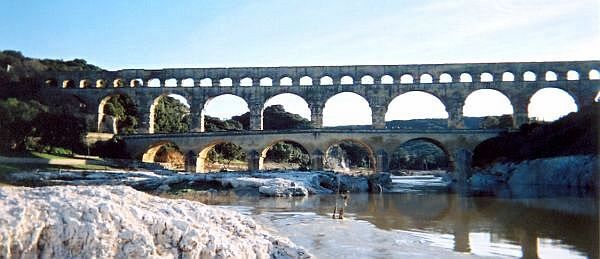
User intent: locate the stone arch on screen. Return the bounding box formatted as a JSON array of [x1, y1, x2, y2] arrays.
[[462, 89, 514, 120], [141, 141, 185, 171], [259, 139, 311, 170], [259, 77, 273, 86], [97, 93, 136, 134], [320, 76, 333, 85], [219, 78, 233, 87], [528, 87, 578, 121], [280, 76, 293, 86], [196, 141, 248, 173], [199, 78, 212, 87], [566, 70, 579, 81], [263, 93, 311, 125], [523, 71, 536, 81], [149, 93, 191, 134], [439, 73, 452, 83], [389, 137, 453, 172], [420, 73, 433, 83], [147, 78, 161, 87], [385, 91, 448, 121], [181, 78, 194, 87], [459, 73, 472, 83], [480, 72, 493, 82], [299, 76, 313, 86], [165, 78, 178, 87], [400, 74, 414, 84], [323, 91, 372, 127], [240, 77, 253, 87], [324, 139, 376, 173], [361, 75, 374, 84], [130, 78, 143, 87], [113, 78, 125, 88], [62, 80, 75, 88], [340, 75, 354, 85], [502, 72, 515, 81], [545, 71, 558, 81], [79, 79, 92, 88], [381, 75, 394, 84], [96, 79, 107, 88], [589, 69, 600, 80]]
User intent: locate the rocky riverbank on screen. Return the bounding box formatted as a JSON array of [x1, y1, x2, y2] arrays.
[[469, 155, 598, 193], [0, 185, 310, 258], [0, 170, 392, 196]]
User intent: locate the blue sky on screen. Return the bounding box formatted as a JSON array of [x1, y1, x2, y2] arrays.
[[1, 0, 597, 123]]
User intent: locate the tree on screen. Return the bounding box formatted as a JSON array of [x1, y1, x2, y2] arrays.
[[154, 96, 190, 133], [103, 95, 138, 134]]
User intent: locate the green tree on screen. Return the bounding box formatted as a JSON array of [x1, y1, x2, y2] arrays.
[[154, 96, 191, 133], [103, 95, 138, 134]]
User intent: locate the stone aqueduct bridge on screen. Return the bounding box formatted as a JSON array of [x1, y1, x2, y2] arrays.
[[39, 61, 599, 172]]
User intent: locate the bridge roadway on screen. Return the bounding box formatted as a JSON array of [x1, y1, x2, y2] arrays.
[[120, 128, 503, 173]]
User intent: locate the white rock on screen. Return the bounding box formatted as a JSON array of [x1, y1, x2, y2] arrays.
[[0, 185, 310, 259]]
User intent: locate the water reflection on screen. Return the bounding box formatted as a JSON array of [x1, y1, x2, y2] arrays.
[[164, 190, 598, 258]]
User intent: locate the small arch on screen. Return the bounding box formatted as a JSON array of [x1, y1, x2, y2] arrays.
[[299, 76, 312, 86], [45, 79, 58, 87], [165, 78, 178, 87], [389, 138, 451, 173], [523, 71, 536, 81], [96, 79, 107, 88], [196, 142, 248, 173], [240, 77, 253, 87], [419, 74, 433, 83], [589, 69, 600, 80], [324, 139, 375, 174], [141, 142, 185, 171], [130, 78, 143, 87], [381, 75, 394, 84], [545, 71, 557, 81], [147, 78, 161, 87], [181, 78, 194, 87], [459, 73, 472, 83], [340, 76, 354, 85], [280, 76, 293, 86], [199, 78, 212, 87], [79, 80, 92, 88], [502, 72, 515, 82], [480, 72, 493, 82], [259, 140, 310, 171], [62, 80, 75, 88], [361, 75, 374, 85], [320, 76, 333, 85], [113, 79, 125, 88], [259, 77, 273, 86], [439, 73, 452, 83], [219, 78, 233, 87], [566, 70, 579, 81], [528, 87, 578, 121], [400, 74, 414, 84]]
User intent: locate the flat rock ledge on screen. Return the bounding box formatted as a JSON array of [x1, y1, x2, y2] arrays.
[[0, 185, 311, 259]]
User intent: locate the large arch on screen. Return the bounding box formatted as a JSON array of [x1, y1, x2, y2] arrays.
[[385, 91, 448, 124], [389, 138, 452, 173], [196, 141, 248, 173], [263, 93, 311, 129], [324, 139, 376, 174], [259, 140, 310, 171], [201, 94, 249, 131], [463, 89, 514, 128], [323, 92, 372, 127], [141, 141, 185, 171], [149, 93, 191, 134], [97, 93, 137, 134], [528, 88, 578, 121]]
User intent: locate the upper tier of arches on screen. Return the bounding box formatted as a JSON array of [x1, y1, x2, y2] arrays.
[[46, 61, 600, 89]]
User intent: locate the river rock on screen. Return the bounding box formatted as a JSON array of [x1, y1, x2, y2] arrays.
[[0, 185, 310, 259]]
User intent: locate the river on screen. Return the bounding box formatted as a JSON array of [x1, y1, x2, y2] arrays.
[[164, 175, 599, 259]]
